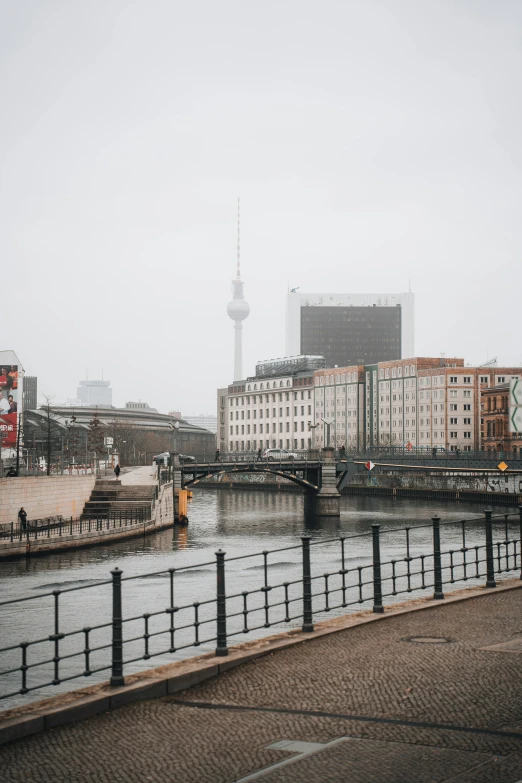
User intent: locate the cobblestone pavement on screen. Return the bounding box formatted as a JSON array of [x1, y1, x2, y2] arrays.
[[2, 589, 522, 782]]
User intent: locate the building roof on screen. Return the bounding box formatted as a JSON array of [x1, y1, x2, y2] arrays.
[[25, 405, 214, 436]]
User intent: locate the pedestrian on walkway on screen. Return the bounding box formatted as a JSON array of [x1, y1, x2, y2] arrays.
[[114, 464, 121, 479], [256, 448, 262, 462], [18, 507, 28, 533], [215, 449, 220, 461]]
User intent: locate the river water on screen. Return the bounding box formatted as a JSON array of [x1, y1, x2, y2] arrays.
[[0, 490, 518, 709]]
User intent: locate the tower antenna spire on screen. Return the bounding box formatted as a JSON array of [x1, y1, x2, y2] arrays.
[[236, 197, 240, 279]]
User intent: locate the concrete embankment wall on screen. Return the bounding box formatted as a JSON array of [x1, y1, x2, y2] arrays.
[[195, 479, 522, 507], [0, 476, 96, 524], [0, 481, 173, 560]]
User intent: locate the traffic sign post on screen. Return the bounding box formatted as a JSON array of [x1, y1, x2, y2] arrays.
[[365, 461, 375, 471]]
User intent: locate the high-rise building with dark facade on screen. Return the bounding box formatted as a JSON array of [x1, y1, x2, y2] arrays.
[[286, 292, 414, 368], [23, 376, 37, 411]]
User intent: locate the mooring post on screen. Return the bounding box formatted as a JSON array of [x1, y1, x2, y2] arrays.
[[371, 524, 384, 613], [432, 515, 444, 599], [110, 568, 125, 686], [484, 508, 496, 588], [215, 549, 228, 656], [301, 536, 314, 631]]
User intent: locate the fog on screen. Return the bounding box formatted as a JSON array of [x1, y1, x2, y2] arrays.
[[1, 0, 521, 414]]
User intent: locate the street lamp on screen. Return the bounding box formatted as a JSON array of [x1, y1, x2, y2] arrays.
[[321, 417, 336, 448], [169, 420, 180, 455], [169, 420, 181, 522]]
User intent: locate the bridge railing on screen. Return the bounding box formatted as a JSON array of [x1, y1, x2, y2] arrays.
[[186, 448, 522, 465], [190, 450, 311, 464], [1, 506, 521, 707]]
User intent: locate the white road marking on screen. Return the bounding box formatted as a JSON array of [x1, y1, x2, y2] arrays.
[[232, 737, 350, 782]]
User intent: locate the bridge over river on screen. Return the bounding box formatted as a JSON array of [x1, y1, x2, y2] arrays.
[[176, 447, 522, 516]]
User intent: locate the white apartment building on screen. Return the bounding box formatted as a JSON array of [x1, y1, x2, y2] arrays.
[[227, 376, 314, 452], [219, 356, 324, 452]]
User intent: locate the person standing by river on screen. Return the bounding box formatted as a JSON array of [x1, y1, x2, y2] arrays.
[[114, 464, 121, 480], [18, 507, 27, 533]]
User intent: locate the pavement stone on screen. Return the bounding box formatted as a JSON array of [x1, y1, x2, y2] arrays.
[[1, 588, 521, 782]]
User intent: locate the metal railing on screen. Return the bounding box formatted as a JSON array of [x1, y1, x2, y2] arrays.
[[186, 448, 522, 466], [0, 508, 153, 544], [0, 507, 521, 705]]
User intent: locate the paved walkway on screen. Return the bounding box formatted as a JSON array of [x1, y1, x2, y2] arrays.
[[103, 465, 157, 486], [2, 588, 522, 782], [119, 465, 157, 486]]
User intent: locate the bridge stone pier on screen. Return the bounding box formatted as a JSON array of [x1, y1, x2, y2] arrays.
[[304, 446, 341, 517]]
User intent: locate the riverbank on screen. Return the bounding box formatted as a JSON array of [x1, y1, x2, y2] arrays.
[[0, 475, 174, 560]]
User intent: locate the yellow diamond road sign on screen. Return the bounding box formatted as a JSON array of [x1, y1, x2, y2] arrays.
[[498, 461, 508, 472]]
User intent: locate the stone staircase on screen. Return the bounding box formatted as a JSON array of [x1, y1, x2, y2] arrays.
[[81, 480, 157, 519]]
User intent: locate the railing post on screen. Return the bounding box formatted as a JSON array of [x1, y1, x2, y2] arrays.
[[485, 508, 496, 588], [432, 515, 444, 599], [215, 549, 228, 656], [371, 524, 384, 613], [301, 536, 314, 631], [519, 505, 522, 580], [110, 567, 125, 686]]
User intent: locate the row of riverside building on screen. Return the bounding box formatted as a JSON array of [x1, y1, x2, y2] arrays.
[[217, 356, 522, 454]]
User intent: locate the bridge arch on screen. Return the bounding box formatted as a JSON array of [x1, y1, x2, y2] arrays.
[[183, 465, 318, 492]]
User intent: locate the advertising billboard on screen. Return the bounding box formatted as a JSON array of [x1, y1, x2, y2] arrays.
[[0, 364, 19, 448], [0, 352, 23, 454]]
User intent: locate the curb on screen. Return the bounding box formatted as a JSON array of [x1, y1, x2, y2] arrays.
[[1, 578, 520, 745]]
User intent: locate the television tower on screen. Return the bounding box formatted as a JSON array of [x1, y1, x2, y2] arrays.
[[227, 198, 250, 381]]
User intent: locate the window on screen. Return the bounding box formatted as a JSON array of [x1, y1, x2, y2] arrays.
[[463, 432, 471, 439], [450, 404, 458, 411], [450, 432, 458, 439], [480, 376, 489, 384], [450, 376, 457, 384], [463, 376, 471, 384], [463, 418, 471, 425], [450, 418, 458, 425], [463, 404, 471, 411], [463, 390, 471, 398], [450, 390, 458, 398]]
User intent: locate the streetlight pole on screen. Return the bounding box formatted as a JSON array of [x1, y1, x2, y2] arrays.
[[169, 420, 180, 523], [321, 418, 336, 448]]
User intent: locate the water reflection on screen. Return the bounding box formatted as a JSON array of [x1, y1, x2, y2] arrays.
[[0, 490, 506, 588]]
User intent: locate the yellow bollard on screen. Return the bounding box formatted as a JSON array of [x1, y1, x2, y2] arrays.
[[178, 489, 188, 520]]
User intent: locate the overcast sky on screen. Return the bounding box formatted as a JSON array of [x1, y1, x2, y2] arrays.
[[1, 0, 521, 415]]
